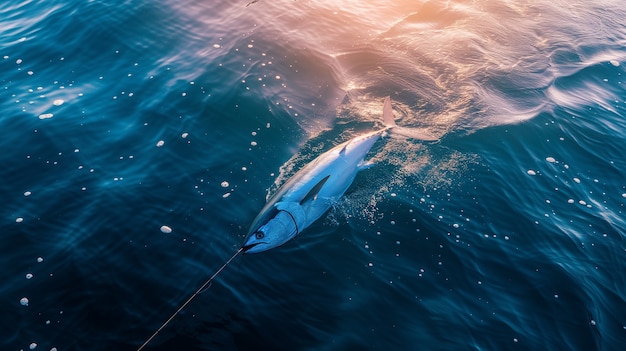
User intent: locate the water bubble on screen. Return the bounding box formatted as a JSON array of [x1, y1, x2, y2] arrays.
[[20, 297, 29, 306], [573, 178, 581, 183], [37, 257, 43, 263], [250, 141, 257, 146], [221, 181, 229, 188], [24, 191, 32, 196], [546, 157, 556, 163], [567, 199, 574, 204], [222, 192, 231, 198], [16, 217, 24, 223], [610, 60, 620, 67], [181, 132, 188, 138], [38, 113, 54, 119], [53, 99, 64, 106], [26, 273, 33, 279], [160, 225, 172, 234], [156, 140, 165, 147], [29, 342, 37, 350], [527, 170, 536, 176]]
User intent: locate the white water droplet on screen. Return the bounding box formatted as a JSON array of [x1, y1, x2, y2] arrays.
[[156, 140, 165, 147], [53, 99, 64, 106], [181, 132, 188, 138], [16, 217, 24, 223], [29, 342, 37, 350], [527, 170, 536, 176], [160, 225, 172, 234], [20, 297, 29, 306], [38, 113, 54, 119], [546, 157, 556, 163], [37, 257, 44, 263], [26, 273, 33, 279], [221, 181, 229, 188], [573, 178, 581, 183], [610, 60, 620, 67], [24, 191, 32, 196], [222, 192, 231, 198]]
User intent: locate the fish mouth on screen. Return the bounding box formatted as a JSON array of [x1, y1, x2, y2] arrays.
[[241, 242, 265, 253]]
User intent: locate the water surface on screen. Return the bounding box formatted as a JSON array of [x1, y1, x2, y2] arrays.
[[2, 1, 626, 350]]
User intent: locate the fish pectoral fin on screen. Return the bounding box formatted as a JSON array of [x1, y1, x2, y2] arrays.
[[299, 175, 330, 205]]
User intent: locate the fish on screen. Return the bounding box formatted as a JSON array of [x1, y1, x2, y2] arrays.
[[137, 96, 436, 350], [242, 96, 437, 253]]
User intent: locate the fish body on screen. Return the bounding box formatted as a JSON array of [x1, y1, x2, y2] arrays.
[[242, 97, 433, 253]]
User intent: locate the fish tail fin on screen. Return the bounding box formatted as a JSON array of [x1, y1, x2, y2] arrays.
[[383, 96, 396, 128], [383, 96, 439, 142]]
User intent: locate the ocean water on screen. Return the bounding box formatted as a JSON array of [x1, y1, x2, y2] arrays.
[[2, 0, 626, 350]]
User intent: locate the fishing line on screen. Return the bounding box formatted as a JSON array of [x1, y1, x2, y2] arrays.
[[137, 246, 244, 351]]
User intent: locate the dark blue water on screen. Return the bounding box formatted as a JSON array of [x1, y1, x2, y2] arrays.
[[2, 1, 626, 350]]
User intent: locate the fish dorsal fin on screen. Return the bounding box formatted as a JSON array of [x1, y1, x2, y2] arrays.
[[339, 144, 348, 155], [300, 175, 330, 205], [383, 96, 396, 127]]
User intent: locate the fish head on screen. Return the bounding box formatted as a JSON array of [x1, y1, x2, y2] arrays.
[[243, 210, 298, 253]]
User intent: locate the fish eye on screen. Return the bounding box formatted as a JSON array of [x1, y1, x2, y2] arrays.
[[255, 231, 264, 240]]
